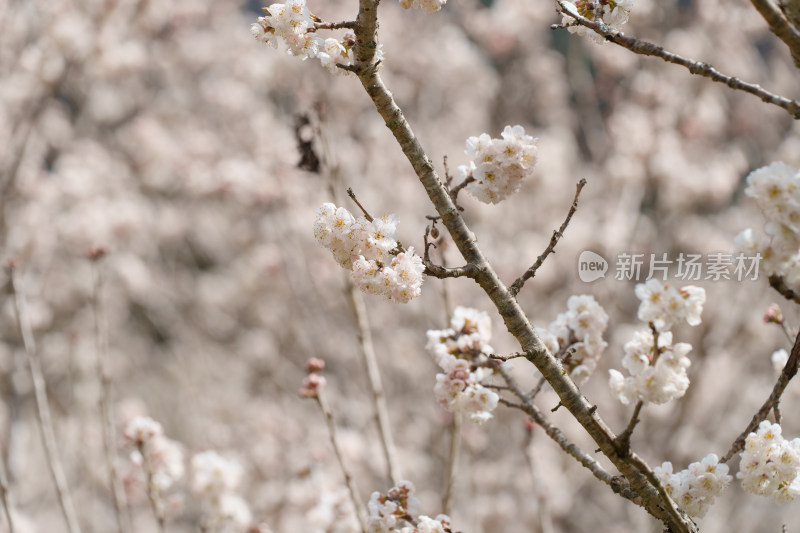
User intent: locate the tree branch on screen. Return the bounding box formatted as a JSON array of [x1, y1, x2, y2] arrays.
[[352, 4, 695, 529], [554, 0, 800, 119], [509, 178, 586, 297], [721, 328, 800, 463], [749, 0, 800, 68]]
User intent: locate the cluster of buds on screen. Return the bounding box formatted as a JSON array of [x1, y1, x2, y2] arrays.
[[299, 357, 327, 398], [367, 480, 452, 532]]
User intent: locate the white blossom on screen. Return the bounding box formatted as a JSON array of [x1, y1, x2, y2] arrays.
[[455, 125, 538, 204], [738, 421, 800, 504], [314, 203, 424, 303], [654, 454, 731, 518]]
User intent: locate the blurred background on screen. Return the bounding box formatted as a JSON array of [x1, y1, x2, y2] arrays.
[[1, 0, 800, 531]]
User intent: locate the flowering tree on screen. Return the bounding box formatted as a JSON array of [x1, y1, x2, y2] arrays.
[[253, 0, 800, 532], [2, 0, 800, 532]]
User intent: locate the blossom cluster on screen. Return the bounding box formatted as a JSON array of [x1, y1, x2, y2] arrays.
[[399, 0, 448, 13], [191, 451, 252, 530], [251, 0, 365, 73], [314, 203, 425, 303], [735, 162, 800, 291], [455, 125, 538, 204], [654, 454, 732, 518], [634, 279, 705, 332], [367, 481, 452, 532], [737, 421, 800, 503], [426, 307, 499, 423], [124, 416, 185, 493], [561, 0, 635, 44], [538, 295, 609, 386], [608, 280, 705, 405]]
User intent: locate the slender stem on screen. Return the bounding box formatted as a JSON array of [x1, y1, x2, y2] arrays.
[[555, 0, 800, 119], [442, 414, 461, 515], [496, 367, 640, 504], [91, 257, 131, 533], [138, 442, 166, 533], [346, 282, 401, 486], [9, 265, 82, 533], [523, 428, 555, 533], [509, 178, 587, 296], [749, 0, 800, 67], [722, 329, 800, 463], [0, 457, 15, 533], [315, 392, 368, 533]]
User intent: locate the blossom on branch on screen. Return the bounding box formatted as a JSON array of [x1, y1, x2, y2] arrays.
[[654, 454, 732, 518], [737, 421, 800, 504], [426, 307, 499, 423], [314, 203, 425, 302], [455, 125, 538, 204], [545, 294, 609, 386], [367, 480, 452, 532], [736, 162, 800, 290], [561, 0, 635, 45]]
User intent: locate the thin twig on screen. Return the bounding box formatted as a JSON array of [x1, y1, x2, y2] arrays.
[[138, 442, 166, 533], [615, 401, 644, 455], [0, 456, 15, 533], [345, 281, 401, 486], [315, 392, 368, 533], [9, 264, 82, 533], [315, 20, 357, 30], [769, 274, 800, 305], [347, 187, 374, 222], [423, 227, 478, 279], [442, 414, 461, 515], [90, 252, 131, 533], [523, 425, 555, 533], [722, 329, 800, 463], [554, 1, 800, 119], [496, 367, 640, 504], [510, 178, 587, 296]]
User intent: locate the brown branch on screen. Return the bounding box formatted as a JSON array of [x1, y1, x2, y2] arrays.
[[615, 401, 644, 456], [353, 3, 695, 530], [509, 178, 587, 297], [721, 328, 800, 463], [423, 227, 478, 279], [496, 368, 641, 504], [554, 1, 800, 120], [315, 20, 357, 30], [769, 274, 800, 304], [749, 0, 800, 68]]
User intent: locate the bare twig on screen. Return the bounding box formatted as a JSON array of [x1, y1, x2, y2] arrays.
[[522, 426, 555, 533], [442, 414, 461, 516], [345, 282, 401, 486], [509, 178, 587, 297], [0, 457, 15, 533], [769, 274, 800, 305], [315, 392, 368, 533], [554, 1, 800, 120], [423, 227, 479, 279], [9, 264, 82, 533], [722, 329, 800, 463], [315, 20, 357, 30], [90, 252, 131, 533], [616, 401, 644, 456], [347, 187, 374, 222]]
